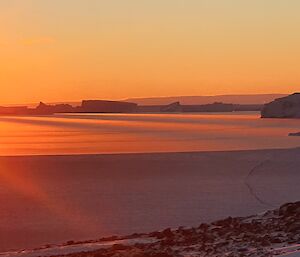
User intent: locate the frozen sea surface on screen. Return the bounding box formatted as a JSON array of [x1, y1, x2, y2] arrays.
[[0, 148, 299, 251], [0, 112, 299, 155]]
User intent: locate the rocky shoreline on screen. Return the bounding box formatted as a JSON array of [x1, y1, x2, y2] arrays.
[[3, 202, 300, 257]]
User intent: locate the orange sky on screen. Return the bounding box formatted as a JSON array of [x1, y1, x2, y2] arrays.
[[1, 1, 300, 104]]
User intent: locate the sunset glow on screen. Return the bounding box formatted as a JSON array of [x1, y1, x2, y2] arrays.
[[1, 0, 300, 104], [1, 1, 300, 255], [0, 160, 98, 234]]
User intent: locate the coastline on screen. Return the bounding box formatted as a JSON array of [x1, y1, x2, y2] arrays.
[[1, 201, 300, 257], [1, 145, 299, 158]]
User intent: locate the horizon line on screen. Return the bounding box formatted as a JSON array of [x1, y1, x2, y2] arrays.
[[0, 92, 291, 106]]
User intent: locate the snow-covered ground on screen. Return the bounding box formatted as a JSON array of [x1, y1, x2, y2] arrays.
[[273, 244, 300, 256], [282, 251, 300, 256], [0, 237, 157, 257], [1, 201, 299, 257]]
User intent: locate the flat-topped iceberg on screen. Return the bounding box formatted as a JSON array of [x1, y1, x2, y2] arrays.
[[289, 132, 300, 136]]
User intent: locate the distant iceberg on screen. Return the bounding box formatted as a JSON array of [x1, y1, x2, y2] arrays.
[[289, 132, 300, 136], [261, 93, 300, 118]]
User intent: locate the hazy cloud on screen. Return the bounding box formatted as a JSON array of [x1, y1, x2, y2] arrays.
[[20, 37, 56, 46]]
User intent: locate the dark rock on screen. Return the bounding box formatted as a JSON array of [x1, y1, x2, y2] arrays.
[[198, 223, 209, 231], [270, 238, 282, 244], [161, 228, 174, 238], [238, 247, 248, 252], [150, 252, 175, 257], [149, 231, 163, 238], [279, 201, 300, 216], [286, 222, 300, 233], [111, 244, 131, 251]]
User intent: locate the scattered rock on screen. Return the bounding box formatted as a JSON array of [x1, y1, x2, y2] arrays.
[[23, 201, 300, 257]]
